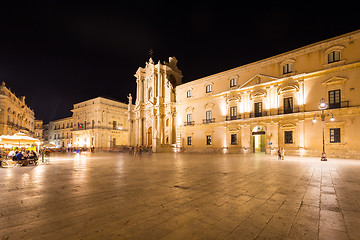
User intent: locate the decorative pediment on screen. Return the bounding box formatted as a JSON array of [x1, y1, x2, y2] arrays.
[[205, 102, 215, 110], [226, 92, 241, 102], [281, 123, 296, 128], [321, 76, 347, 86], [186, 106, 194, 113], [240, 74, 278, 89], [250, 89, 267, 100], [277, 82, 299, 94], [228, 125, 240, 132]]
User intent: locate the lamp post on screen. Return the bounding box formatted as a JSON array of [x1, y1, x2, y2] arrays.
[[312, 98, 334, 161]]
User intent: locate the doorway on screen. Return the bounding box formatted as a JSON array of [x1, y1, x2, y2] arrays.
[[147, 127, 152, 146], [252, 126, 265, 153]]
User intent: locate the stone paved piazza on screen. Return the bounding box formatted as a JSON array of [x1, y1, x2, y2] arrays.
[[1, 153, 360, 240]]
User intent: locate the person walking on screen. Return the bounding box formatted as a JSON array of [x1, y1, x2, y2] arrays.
[[281, 148, 285, 160], [277, 148, 282, 160]]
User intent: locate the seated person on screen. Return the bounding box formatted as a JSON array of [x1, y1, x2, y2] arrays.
[[22, 151, 29, 159], [15, 152, 30, 166], [9, 150, 16, 160], [29, 151, 38, 160], [15, 151, 24, 161]]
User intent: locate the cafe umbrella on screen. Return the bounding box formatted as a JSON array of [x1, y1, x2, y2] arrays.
[[0, 132, 41, 151]]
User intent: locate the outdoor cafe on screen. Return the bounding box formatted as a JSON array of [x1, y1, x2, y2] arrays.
[[0, 132, 50, 167]]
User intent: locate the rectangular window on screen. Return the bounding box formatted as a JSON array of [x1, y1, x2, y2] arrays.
[[113, 121, 117, 130], [283, 97, 293, 114], [328, 89, 341, 109], [206, 110, 212, 120], [283, 63, 292, 74], [231, 134, 237, 145], [186, 113, 192, 123], [254, 102, 262, 117], [284, 131, 293, 144], [230, 78, 236, 87], [230, 106, 237, 117], [206, 84, 212, 93], [330, 128, 340, 143], [187, 90, 192, 98], [187, 136, 192, 146], [206, 135, 212, 145]]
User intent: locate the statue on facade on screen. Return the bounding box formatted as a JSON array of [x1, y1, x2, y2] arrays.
[[127, 93, 132, 104]]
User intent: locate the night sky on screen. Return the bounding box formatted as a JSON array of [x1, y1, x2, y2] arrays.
[[1, 1, 359, 123]]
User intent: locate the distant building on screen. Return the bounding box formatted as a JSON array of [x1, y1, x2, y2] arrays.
[[47, 97, 130, 148], [128, 30, 360, 158], [72, 97, 130, 148], [34, 119, 43, 140], [0, 82, 35, 137], [48, 117, 73, 148]]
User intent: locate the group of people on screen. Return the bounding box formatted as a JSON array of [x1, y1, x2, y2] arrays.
[[277, 148, 285, 160], [130, 145, 152, 157], [7, 149, 39, 166]]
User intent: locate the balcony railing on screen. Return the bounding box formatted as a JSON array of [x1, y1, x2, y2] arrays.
[[329, 101, 349, 109], [250, 111, 268, 118], [72, 126, 127, 131], [184, 121, 195, 126], [203, 118, 215, 124], [278, 107, 300, 115], [226, 115, 241, 121]]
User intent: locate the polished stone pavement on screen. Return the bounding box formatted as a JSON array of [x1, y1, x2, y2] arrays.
[[1, 152, 360, 240]]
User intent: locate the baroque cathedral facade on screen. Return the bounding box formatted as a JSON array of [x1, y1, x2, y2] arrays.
[[128, 30, 360, 158], [127, 57, 182, 152]]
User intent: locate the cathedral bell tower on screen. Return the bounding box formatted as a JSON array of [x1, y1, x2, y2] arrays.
[[128, 56, 182, 152]]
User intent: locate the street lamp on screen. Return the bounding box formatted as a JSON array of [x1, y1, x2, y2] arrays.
[[312, 98, 334, 161]]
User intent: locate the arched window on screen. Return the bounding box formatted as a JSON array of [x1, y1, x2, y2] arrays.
[[328, 50, 340, 63]]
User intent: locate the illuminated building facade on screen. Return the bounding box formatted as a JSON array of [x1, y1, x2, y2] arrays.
[[0, 82, 35, 137], [48, 97, 129, 148], [48, 117, 73, 148], [127, 57, 182, 152], [71, 97, 129, 148], [129, 30, 360, 158]]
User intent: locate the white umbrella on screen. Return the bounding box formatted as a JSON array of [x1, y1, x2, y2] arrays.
[[42, 143, 57, 148], [0, 132, 40, 145]]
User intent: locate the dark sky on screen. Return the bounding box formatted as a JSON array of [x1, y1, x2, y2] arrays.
[[1, 1, 359, 123]]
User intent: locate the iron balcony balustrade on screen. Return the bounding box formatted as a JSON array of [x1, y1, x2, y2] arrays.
[[202, 118, 215, 124], [184, 121, 195, 126], [329, 101, 349, 109], [72, 126, 127, 131], [250, 110, 268, 118], [6, 121, 33, 133], [277, 106, 300, 115], [226, 115, 242, 121]]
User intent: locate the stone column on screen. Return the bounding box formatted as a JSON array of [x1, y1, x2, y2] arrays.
[[240, 124, 251, 154], [298, 120, 305, 149]]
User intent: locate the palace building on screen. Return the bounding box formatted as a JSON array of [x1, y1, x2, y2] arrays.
[[47, 96, 129, 148], [0, 82, 36, 137], [128, 30, 360, 158]]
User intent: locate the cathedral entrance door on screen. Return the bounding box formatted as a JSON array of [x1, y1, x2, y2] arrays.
[[147, 127, 152, 146]]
